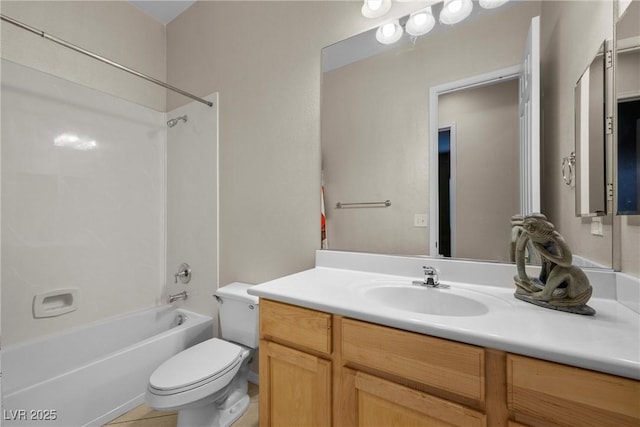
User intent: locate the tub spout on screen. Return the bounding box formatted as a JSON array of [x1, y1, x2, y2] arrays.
[[168, 291, 188, 303]]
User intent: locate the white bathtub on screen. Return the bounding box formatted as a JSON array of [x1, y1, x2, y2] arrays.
[[1, 305, 213, 426]]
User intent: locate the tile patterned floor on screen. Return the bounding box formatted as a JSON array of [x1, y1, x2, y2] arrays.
[[103, 383, 258, 427]]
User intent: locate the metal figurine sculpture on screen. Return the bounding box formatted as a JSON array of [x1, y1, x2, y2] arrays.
[[513, 213, 596, 315]]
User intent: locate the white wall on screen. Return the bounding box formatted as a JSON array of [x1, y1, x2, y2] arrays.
[[1, 1, 168, 345], [165, 94, 220, 321], [1, 60, 165, 345]]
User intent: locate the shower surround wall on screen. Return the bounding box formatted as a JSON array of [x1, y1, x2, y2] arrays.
[[1, 59, 166, 345], [165, 93, 220, 320]]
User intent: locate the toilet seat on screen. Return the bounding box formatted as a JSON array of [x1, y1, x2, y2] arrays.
[[149, 338, 243, 396]]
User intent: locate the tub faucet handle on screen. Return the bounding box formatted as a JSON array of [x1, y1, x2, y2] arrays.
[[174, 263, 191, 284]]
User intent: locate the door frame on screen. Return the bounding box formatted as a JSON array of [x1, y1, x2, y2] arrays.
[[428, 65, 521, 257]]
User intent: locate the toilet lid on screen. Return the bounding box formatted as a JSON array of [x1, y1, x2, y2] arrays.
[[149, 338, 243, 392]]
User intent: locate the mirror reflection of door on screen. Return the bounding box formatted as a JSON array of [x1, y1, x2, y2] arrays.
[[438, 79, 520, 261], [438, 126, 453, 258], [617, 98, 640, 214]]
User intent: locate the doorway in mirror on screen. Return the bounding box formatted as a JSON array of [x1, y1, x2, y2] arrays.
[[438, 127, 453, 258]]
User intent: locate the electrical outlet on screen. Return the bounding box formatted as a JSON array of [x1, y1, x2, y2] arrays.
[[414, 214, 428, 227]]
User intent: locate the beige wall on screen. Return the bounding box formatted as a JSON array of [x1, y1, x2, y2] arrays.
[[439, 80, 520, 262]]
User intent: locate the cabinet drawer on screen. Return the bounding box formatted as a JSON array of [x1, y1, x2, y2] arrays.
[[507, 354, 640, 426], [348, 369, 486, 427], [260, 299, 332, 355], [341, 318, 485, 403]]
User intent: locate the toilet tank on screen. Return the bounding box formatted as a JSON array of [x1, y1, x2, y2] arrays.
[[215, 282, 259, 348]]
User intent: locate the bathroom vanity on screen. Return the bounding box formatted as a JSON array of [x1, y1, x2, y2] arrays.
[[249, 251, 640, 427]]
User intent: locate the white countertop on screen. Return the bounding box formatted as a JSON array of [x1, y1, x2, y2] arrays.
[[249, 260, 640, 380]]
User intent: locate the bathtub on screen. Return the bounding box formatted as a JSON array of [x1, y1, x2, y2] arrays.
[[2, 305, 213, 426]]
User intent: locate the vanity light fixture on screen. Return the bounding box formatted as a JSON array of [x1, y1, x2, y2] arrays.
[[406, 7, 436, 37], [376, 19, 404, 44], [479, 0, 509, 9], [361, 0, 392, 19], [439, 0, 473, 25]]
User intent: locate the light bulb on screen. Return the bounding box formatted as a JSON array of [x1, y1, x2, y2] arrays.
[[367, 0, 382, 12], [361, 0, 392, 18], [440, 0, 473, 25], [406, 7, 436, 37], [479, 0, 509, 9], [414, 12, 428, 26], [382, 23, 396, 37], [375, 19, 403, 44], [448, 0, 462, 13]]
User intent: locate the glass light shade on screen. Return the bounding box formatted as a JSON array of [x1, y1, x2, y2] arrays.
[[376, 20, 404, 45], [479, 0, 509, 9], [406, 7, 436, 37], [439, 0, 473, 25], [361, 0, 392, 18]]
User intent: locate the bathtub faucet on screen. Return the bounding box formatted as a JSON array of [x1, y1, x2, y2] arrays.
[[168, 291, 188, 303]]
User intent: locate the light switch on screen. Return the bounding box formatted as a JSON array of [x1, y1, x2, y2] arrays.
[[414, 214, 428, 227]]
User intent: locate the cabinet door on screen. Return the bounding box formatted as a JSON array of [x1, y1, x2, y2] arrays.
[[342, 368, 486, 427], [507, 354, 640, 426], [259, 340, 332, 427]]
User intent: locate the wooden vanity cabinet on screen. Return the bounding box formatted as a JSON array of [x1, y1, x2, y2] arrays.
[[259, 299, 498, 426], [259, 299, 332, 427], [258, 298, 640, 427]]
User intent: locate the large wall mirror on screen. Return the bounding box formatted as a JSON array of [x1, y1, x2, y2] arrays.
[[321, 0, 615, 269]]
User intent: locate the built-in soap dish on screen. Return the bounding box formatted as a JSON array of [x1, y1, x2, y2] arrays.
[[33, 288, 79, 318]]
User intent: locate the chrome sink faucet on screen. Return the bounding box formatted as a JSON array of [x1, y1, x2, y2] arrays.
[[413, 266, 445, 288]]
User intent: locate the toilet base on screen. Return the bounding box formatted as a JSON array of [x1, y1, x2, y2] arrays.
[[176, 394, 250, 427], [220, 394, 250, 427]]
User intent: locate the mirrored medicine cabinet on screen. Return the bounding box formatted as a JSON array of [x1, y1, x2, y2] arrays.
[[574, 40, 608, 218]]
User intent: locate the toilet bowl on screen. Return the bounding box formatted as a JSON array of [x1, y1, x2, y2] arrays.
[[146, 283, 259, 427]]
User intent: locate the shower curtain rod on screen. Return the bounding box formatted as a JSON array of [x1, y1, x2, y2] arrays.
[[0, 14, 213, 108]]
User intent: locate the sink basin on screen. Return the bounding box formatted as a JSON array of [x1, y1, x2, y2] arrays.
[[347, 279, 502, 317], [363, 285, 489, 316]]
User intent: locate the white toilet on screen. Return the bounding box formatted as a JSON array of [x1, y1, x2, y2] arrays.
[[146, 282, 259, 427]]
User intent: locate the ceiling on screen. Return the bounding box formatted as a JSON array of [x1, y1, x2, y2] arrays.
[[129, 0, 197, 24]]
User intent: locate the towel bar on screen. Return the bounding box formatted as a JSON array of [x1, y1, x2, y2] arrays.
[[335, 200, 391, 209]]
